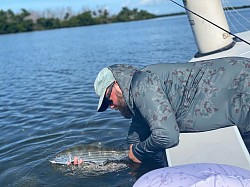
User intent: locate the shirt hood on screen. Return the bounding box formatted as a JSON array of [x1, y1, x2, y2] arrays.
[[108, 64, 138, 115]]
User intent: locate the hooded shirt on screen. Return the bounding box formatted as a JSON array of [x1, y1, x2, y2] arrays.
[[108, 57, 250, 162]]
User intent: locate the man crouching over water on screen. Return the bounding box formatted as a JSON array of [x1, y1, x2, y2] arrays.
[[94, 57, 250, 167]]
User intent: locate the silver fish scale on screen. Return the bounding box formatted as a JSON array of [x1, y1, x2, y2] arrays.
[[50, 145, 128, 165]]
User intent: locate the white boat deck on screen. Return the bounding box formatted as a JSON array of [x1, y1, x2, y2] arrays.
[[190, 30, 250, 61], [166, 126, 250, 170]]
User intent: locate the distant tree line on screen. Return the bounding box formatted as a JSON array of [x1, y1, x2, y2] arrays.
[[224, 5, 250, 11], [1, 4, 249, 34], [0, 7, 156, 34]]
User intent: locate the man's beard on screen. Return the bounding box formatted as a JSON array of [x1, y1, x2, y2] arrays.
[[117, 97, 133, 119]]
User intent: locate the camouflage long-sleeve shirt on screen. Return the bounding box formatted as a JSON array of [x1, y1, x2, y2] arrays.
[[108, 57, 250, 162]]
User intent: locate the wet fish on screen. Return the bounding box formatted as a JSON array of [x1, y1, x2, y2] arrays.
[[50, 144, 129, 165], [50, 144, 130, 176]]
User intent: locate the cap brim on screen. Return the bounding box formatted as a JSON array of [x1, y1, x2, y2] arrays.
[[97, 92, 110, 112]]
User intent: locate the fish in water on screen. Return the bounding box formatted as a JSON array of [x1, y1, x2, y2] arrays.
[[50, 144, 130, 177]]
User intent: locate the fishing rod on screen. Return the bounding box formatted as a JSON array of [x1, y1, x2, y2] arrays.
[[170, 0, 250, 46]]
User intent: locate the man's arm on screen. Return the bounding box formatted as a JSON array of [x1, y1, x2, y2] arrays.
[[129, 144, 141, 163], [130, 71, 180, 162], [127, 117, 150, 163]]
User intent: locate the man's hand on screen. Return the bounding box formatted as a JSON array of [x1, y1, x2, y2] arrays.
[[128, 144, 141, 163]]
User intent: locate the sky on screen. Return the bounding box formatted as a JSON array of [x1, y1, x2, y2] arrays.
[[1, 0, 250, 15]]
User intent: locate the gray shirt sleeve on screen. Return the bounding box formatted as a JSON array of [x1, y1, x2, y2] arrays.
[[130, 71, 180, 162]]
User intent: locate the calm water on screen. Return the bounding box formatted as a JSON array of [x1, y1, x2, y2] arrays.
[[0, 9, 249, 187]]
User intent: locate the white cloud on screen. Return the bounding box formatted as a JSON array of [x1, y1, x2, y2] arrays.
[[121, 0, 133, 7], [138, 0, 165, 6]]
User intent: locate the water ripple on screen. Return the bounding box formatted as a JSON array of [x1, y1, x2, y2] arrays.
[[0, 11, 249, 186]]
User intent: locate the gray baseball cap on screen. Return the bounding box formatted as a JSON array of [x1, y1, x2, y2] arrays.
[[94, 67, 115, 112]]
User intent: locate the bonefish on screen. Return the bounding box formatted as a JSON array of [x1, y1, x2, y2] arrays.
[[50, 144, 129, 166]]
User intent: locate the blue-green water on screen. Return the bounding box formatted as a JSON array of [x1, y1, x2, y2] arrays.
[[0, 9, 249, 187]]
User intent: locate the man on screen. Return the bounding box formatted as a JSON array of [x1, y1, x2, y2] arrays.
[[94, 57, 250, 165]]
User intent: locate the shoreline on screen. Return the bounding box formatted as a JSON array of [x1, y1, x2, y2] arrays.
[[0, 5, 249, 35]]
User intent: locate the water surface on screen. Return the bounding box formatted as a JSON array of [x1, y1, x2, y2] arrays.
[[0, 8, 249, 187]]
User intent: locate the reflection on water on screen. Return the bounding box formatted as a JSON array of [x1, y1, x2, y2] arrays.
[[0, 9, 249, 186]]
